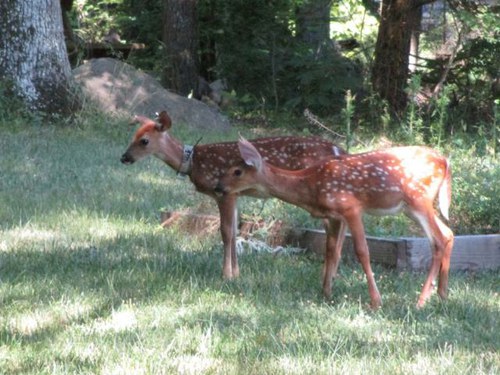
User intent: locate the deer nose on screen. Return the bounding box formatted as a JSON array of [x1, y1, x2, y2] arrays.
[[214, 182, 225, 194], [120, 153, 134, 164]]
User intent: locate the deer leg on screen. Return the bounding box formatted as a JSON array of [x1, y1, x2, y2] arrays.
[[231, 203, 240, 278], [435, 216, 454, 300], [411, 210, 448, 308], [322, 218, 346, 299], [345, 212, 382, 309], [417, 241, 442, 308], [217, 194, 239, 279]]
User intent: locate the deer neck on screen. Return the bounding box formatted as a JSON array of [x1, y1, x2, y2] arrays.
[[157, 133, 192, 174], [263, 164, 319, 212]]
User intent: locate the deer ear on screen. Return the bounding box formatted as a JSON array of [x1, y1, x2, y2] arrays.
[[238, 136, 262, 171], [155, 111, 172, 132], [130, 115, 152, 126]]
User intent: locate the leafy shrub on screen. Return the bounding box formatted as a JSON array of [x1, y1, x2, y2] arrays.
[[70, 0, 164, 71], [281, 44, 362, 115], [451, 150, 500, 234]]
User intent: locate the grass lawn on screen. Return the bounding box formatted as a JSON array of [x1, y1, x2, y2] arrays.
[[0, 116, 498, 374]]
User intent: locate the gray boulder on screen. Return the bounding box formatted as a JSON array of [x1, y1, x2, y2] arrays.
[[73, 58, 231, 130]]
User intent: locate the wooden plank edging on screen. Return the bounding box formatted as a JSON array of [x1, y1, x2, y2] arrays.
[[160, 211, 500, 271], [291, 229, 500, 271]]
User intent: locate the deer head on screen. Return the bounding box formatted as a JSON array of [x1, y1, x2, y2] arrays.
[[120, 111, 182, 167]]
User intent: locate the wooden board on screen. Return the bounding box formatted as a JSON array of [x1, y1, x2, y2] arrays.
[[400, 234, 500, 271], [160, 211, 500, 271], [286, 229, 401, 267], [288, 229, 500, 271]]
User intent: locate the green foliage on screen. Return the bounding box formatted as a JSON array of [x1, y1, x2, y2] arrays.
[[72, 1, 363, 114], [404, 74, 424, 142], [71, 0, 164, 71], [451, 150, 500, 234], [200, 0, 293, 106], [200, 0, 364, 114], [494, 99, 499, 156], [418, 3, 499, 134], [118, 0, 165, 71], [330, 0, 379, 64], [421, 33, 500, 132], [67, 1, 497, 139], [201, 0, 361, 113], [72, 0, 126, 42], [359, 74, 497, 158], [341, 90, 355, 152], [206, 0, 373, 114], [429, 85, 453, 147], [281, 44, 362, 115]]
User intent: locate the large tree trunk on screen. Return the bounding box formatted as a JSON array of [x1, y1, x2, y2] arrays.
[[371, 0, 425, 113], [0, 0, 80, 115], [162, 0, 199, 97]]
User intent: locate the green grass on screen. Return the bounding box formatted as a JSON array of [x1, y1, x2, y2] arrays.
[[0, 115, 498, 374]]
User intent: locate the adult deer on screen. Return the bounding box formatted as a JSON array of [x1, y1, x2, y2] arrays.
[[215, 137, 454, 309], [120, 111, 345, 279]]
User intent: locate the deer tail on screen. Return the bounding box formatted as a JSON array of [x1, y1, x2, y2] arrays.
[[438, 158, 452, 221]]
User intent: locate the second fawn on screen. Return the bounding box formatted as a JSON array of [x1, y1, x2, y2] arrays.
[[215, 137, 454, 309]]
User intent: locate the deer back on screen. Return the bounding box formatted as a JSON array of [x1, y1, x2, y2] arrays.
[[311, 147, 450, 214], [191, 136, 344, 195], [217, 142, 450, 219]]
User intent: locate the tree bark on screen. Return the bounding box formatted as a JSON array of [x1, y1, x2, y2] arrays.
[[296, 0, 332, 48], [295, 0, 337, 58], [60, 0, 78, 66], [163, 0, 199, 96], [371, 0, 426, 113], [0, 0, 80, 115], [198, 0, 216, 82]]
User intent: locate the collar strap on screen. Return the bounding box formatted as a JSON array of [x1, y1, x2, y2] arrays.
[[177, 145, 194, 176]]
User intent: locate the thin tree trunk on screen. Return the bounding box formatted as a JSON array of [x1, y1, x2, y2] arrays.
[[61, 0, 78, 66], [371, 0, 425, 113], [163, 0, 199, 96], [0, 0, 80, 115], [199, 0, 216, 82], [409, 6, 422, 72], [295, 0, 337, 58]]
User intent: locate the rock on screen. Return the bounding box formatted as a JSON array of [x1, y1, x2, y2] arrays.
[[73, 58, 231, 130]]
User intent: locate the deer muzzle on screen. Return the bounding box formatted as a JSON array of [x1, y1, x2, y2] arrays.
[[120, 152, 135, 165], [214, 182, 226, 194]]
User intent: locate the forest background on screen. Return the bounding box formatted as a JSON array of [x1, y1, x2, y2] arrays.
[[66, 0, 499, 134], [70, 0, 499, 233]]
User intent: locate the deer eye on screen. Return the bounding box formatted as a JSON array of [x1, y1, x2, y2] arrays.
[[140, 138, 149, 146], [234, 169, 242, 177]]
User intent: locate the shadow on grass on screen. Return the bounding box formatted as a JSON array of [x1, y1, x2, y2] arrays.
[[0, 123, 206, 227], [1, 226, 498, 366]]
